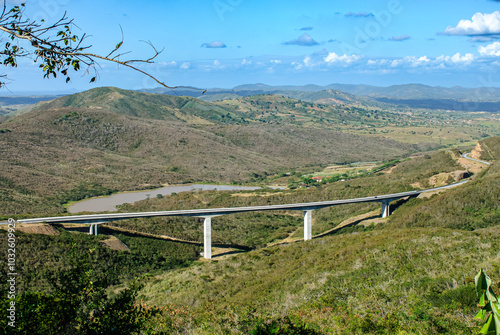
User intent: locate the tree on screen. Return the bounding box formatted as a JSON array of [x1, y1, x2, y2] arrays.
[[0, 1, 180, 90]]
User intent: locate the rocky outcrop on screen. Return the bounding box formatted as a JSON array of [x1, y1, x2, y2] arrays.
[[454, 170, 472, 181], [470, 142, 484, 160]]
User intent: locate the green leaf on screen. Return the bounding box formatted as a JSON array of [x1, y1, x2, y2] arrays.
[[476, 309, 488, 320], [480, 293, 488, 308], [476, 269, 492, 296], [479, 314, 494, 334], [476, 270, 500, 335]]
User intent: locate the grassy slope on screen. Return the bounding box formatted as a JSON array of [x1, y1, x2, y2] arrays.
[[477, 136, 500, 161], [132, 151, 499, 334], [140, 225, 494, 334], [388, 137, 500, 231], [0, 141, 498, 333]]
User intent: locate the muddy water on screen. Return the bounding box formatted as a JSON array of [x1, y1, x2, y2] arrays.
[[67, 184, 269, 213]]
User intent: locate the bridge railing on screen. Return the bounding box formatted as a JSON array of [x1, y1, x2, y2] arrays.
[[4, 180, 468, 259]]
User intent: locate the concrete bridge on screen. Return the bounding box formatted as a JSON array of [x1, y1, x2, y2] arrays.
[[10, 181, 468, 259]]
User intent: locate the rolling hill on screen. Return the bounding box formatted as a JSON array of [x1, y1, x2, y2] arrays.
[[143, 83, 500, 113], [1, 87, 441, 216]]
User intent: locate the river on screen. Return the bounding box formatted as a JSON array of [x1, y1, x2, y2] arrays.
[[67, 184, 273, 213]]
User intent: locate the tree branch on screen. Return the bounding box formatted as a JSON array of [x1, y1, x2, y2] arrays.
[[0, 1, 202, 93]]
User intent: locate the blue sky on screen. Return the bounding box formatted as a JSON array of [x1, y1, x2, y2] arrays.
[[3, 0, 500, 93]]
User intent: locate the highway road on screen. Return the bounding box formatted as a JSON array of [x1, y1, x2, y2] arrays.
[[3, 178, 471, 259], [10, 180, 468, 225], [462, 152, 491, 166]]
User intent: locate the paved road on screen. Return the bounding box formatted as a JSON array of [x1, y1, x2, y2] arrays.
[[462, 152, 491, 166], [6, 180, 468, 225]]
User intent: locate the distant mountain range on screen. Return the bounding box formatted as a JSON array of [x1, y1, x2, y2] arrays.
[[0, 95, 66, 117], [141, 83, 500, 113], [2, 83, 500, 116], [140, 82, 500, 100]]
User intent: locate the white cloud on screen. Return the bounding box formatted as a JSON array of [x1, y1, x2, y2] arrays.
[[201, 41, 227, 48], [303, 55, 313, 67], [451, 53, 476, 64], [388, 35, 411, 42], [291, 61, 303, 70], [180, 62, 191, 70], [378, 53, 477, 69], [445, 11, 500, 35], [283, 33, 320, 46], [436, 53, 476, 64], [479, 41, 500, 56], [367, 59, 391, 66], [470, 36, 497, 42], [242, 58, 252, 65], [324, 53, 361, 64], [158, 61, 177, 67], [270, 59, 282, 64], [410, 56, 430, 67], [390, 56, 431, 67]]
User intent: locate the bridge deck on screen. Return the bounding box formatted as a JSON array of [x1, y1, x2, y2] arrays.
[[12, 181, 467, 225]]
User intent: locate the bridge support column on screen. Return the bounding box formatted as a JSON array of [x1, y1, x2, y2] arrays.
[[89, 224, 94, 235], [304, 210, 312, 241], [94, 224, 98, 236], [203, 217, 212, 259], [381, 201, 390, 218]]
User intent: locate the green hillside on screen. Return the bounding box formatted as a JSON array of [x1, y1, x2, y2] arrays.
[[129, 146, 500, 334], [138, 226, 493, 334], [111, 150, 463, 248], [475, 136, 500, 161], [0, 114, 418, 216], [35, 86, 235, 123], [1, 86, 498, 217], [1, 146, 498, 334]]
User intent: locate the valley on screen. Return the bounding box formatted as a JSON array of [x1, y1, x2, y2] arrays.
[[0, 85, 500, 334]]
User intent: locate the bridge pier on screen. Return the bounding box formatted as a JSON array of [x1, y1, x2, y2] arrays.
[[88, 223, 100, 236], [304, 210, 312, 240], [203, 217, 212, 259], [381, 200, 390, 218]]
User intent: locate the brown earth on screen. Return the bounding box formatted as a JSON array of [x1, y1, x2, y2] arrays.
[[100, 235, 130, 252], [2, 223, 61, 235]]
